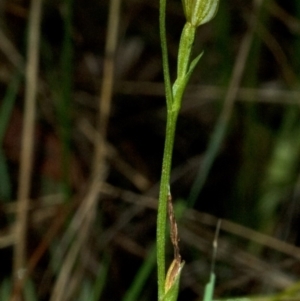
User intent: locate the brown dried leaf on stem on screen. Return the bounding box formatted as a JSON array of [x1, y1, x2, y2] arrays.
[[168, 192, 181, 263], [165, 191, 183, 292]]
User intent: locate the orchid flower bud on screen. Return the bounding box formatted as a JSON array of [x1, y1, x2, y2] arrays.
[[182, 0, 219, 27]]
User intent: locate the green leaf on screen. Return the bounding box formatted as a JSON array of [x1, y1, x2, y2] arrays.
[[186, 51, 204, 81], [172, 51, 203, 108]]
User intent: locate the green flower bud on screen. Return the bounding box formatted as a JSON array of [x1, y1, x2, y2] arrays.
[[182, 0, 219, 27]]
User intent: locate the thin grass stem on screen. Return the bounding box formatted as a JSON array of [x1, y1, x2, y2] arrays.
[[123, 245, 156, 301], [159, 0, 173, 109]]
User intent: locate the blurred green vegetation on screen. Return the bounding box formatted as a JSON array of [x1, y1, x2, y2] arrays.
[[1, 0, 300, 300]]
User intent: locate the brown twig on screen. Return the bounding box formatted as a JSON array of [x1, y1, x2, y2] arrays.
[[12, 0, 43, 299], [93, 0, 121, 174]]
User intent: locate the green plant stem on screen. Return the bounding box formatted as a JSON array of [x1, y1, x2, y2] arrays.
[[157, 109, 179, 300], [157, 0, 175, 296], [157, 4, 206, 301], [157, 17, 197, 301], [159, 0, 173, 107]]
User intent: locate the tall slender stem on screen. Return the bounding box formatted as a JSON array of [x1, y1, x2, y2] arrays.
[[159, 0, 173, 108], [157, 0, 176, 296], [157, 1, 219, 300], [157, 110, 178, 300]]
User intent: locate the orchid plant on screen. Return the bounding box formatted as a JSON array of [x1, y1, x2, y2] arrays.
[[157, 0, 220, 300]]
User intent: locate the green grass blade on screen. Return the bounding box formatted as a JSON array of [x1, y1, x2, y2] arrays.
[[91, 254, 110, 301], [188, 118, 227, 207], [203, 272, 216, 301], [122, 245, 156, 301], [0, 278, 12, 301], [159, 0, 173, 108], [76, 280, 93, 301], [24, 279, 38, 301]]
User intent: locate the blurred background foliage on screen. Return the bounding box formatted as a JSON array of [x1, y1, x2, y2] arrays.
[[1, 0, 300, 300]]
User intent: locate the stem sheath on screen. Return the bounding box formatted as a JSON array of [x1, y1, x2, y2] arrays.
[[157, 110, 178, 300]]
